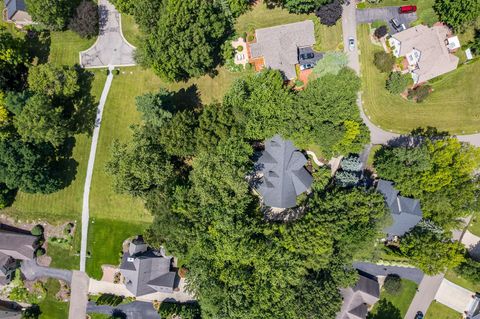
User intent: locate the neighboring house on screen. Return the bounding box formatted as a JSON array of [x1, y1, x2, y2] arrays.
[[255, 135, 312, 209], [2, 0, 32, 28], [248, 20, 322, 79], [337, 272, 380, 319], [388, 24, 459, 84], [466, 293, 480, 319], [0, 227, 37, 261], [376, 180, 422, 238], [0, 253, 18, 285], [119, 237, 177, 297]]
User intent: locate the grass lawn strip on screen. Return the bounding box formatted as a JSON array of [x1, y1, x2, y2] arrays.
[[468, 212, 480, 237], [358, 24, 480, 134], [86, 218, 148, 279], [425, 301, 462, 319], [37, 279, 69, 319], [444, 269, 480, 293], [368, 279, 418, 318]]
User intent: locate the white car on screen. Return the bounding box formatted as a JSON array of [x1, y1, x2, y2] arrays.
[[348, 37, 355, 51]]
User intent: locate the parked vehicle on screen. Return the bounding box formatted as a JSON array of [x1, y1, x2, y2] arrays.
[[299, 52, 314, 60], [399, 5, 417, 14], [348, 37, 355, 51], [390, 18, 405, 31], [300, 63, 314, 70], [414, 311, 424, 319]]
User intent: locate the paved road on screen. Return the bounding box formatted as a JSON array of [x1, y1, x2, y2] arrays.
[[356, 7, 416, 34], [354, 262, 424, 284], [68, 271, 90, 319], [87, 301, 160, 319], [404, 273, 445, 319], [21, 260, 73, 283], [80, 66, 114, 272], [80, 0, 135, 68]]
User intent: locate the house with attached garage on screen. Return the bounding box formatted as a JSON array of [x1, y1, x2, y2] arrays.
[[388, 24, 460, 84], [337, 272, 380, 319], [2, 0, 32, 28], [376, 180, 423, 240], [247, 20, 323, 80], [119, 237, 177, 297]]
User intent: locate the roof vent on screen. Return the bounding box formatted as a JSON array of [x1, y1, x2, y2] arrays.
[[127, 257, 134, 262]]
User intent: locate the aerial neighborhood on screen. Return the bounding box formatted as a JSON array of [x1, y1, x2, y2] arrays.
[[0, 0, 479, 318]]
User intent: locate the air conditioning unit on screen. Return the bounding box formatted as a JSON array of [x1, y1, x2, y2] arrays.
[[127, 257, 134, 262]]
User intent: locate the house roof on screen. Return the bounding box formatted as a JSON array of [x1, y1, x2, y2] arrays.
[[337, 274, 380, 319], [391, 25, 459, 83], [249, 20, 315, 79], [119, 239, 176, 297], [377, 180, 423, 237], [255, 135, 312, 209], [0, 227, 37, 260], [3, 0, 26, 20]]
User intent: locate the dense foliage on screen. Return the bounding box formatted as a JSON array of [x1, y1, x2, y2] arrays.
[[407, 85, 431, 103], [135, 0, 230, 81], [386, 72, 410, 94], [0, 27, 29, 92], [455, 257, 480, 282], [433, 0, 480, 31], [374, 25, 388, 39], [373, 51, 395, 73], [374, 129, 480, 229], [159, 302, 201, 319], [107, 69, 385, 318], [110, 0, 136, 15], [25, 0, 79, 30], [383, 274, 402, 295], [315, 0, 343, 26], [271, 0, 331, 14], [69, 0, 99, 38]]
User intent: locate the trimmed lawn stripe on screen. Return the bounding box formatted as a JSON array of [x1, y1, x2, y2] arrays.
[[445, 269, 480, 292], [358, 24, 480, 134], [50, 30, 96, 66], [425, 301, 461, 319], [368, 279, 418, 318]]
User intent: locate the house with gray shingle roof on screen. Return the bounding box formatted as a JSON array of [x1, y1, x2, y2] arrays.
[[119, 237, 176, 297], [248, 20, 317, 80], [255, 135, 312, 209], [2, 0, 32, 27], [376, 180, 423, 238], [0, 227, 37, 261], [337, 273, 380, 319]]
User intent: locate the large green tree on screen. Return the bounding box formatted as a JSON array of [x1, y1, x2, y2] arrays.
[[25, 0, 79, 30], [433, 0, 480, 31], [137, 0, 230, 81], [0, 27, 28, 91]]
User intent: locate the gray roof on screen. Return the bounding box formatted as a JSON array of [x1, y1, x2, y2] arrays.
[[256, 135, 312, 209], [249, 20, 316, 79], [0, 227, 37, 260], [119, 239, 176, 297], [3, 0, 26, 20], [377, 180, 422, 237], [337, 274, 380, 319]]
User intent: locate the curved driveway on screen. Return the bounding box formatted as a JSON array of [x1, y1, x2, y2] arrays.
[[80, 0, 135, 68]]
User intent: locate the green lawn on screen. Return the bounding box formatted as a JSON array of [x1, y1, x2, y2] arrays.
[[425, 301, 461, 319], [120, 14, 141, 48], [358, 24, 480, 134], [367, 144, 382, 168], [368, 279, 418, 319], [49, 30, 95, 66], [445, 269, 480, 292], [38, 279, 69, 319], [48, 225, 81, 270], [468, 213, 480, 237], [86, 218, 148, 279]]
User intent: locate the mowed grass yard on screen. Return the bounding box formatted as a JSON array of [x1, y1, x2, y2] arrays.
[[425, 301, 461, 319], [358, 24, 480, 134], [368, 279, 418, 319]]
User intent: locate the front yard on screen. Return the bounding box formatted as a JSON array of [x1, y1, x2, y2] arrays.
[[425, 301, 462, 319], [367, 279, 418, 319], [358, 24, 480, 134]]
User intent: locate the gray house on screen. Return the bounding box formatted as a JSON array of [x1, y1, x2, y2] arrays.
[[337, 273, 380, 319], [0, 253, 18, 285], [0, 228, 37, 261], [3, 0, 32, 27], [377, 180, 423, 238], [249, 20, 317, 79], [255, 135, 312, 209], [119, 237, 176, 297]]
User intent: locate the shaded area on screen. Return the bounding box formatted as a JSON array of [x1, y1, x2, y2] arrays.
[[354, 262, 424, 284], [367, 299, 402, 319]]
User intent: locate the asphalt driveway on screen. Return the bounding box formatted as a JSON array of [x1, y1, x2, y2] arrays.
[[87, 301, 160, 319], [356, 7, 417, 34]]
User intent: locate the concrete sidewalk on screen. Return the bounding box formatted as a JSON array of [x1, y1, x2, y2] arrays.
[[68, 271, 90, 319]]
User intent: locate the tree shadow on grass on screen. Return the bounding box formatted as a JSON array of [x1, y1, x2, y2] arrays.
[[25, 29, 51, 65], [367, 299, 402, 319], [168, 84, 202, 112], [52, 137, 79, 190]]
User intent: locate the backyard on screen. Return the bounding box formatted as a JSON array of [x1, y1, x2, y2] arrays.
[[367, 279, 418, 319], [358, 24, 480, 134]]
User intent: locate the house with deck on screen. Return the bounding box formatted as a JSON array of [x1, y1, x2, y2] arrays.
[[388, 24, 460, 84]]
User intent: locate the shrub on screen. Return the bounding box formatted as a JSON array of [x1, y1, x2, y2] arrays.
[[386, 72, 410, 94], [341, 156, 362, 171], [374, 25, 388, 39], [295, 80, 304, 87], [236, 45, 243, 52], [159, 302, 201, 319], [316, 0, 343, 26], [35, 248, 45, 257], [335, 170, 360, 187], [96, 293, 124, 306], [455, 257, 480, 282], [407, 85, 431, 103], [30, 225, 44, 236], [357, 2, 366, 9], [114, 69, 120, 75], [0, 183, 16, 209], [383, 274, 402, 295], [373, 51, 395, 73], [69, 1, 99, 38], [247, 34, 254, 42], [106, 69, 110, 76]]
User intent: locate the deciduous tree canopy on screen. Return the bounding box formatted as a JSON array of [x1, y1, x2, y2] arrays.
[[433, 0, 480, 31], [25, 0, 79, 30]]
